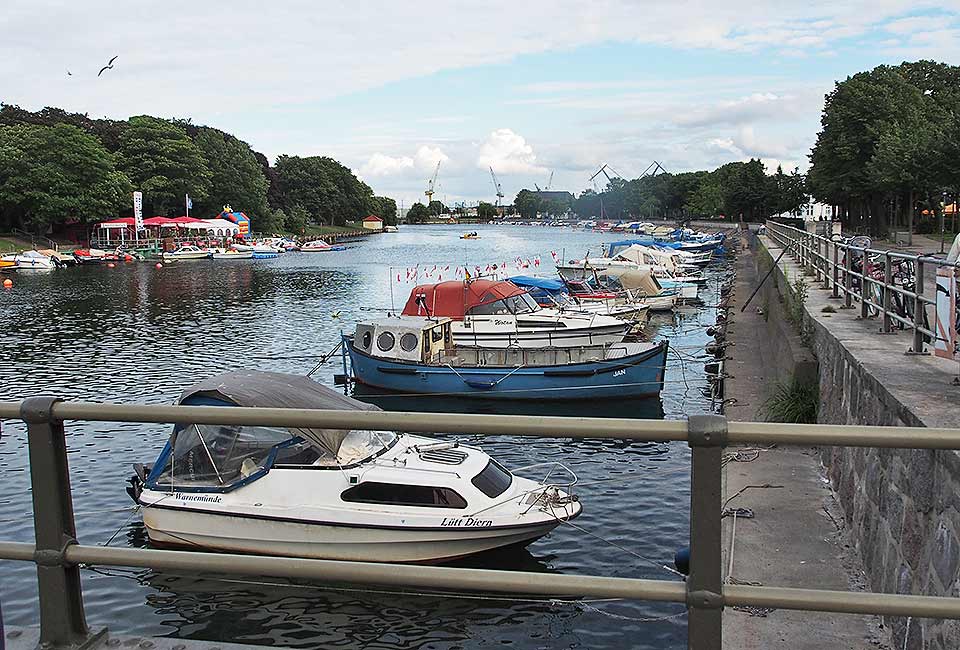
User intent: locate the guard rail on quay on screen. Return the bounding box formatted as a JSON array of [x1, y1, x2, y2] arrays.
[[2, 399, 960, 650], [763, 219, 959, 358]]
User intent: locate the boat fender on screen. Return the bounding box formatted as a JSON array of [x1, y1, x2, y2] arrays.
[[705, 326, 717, 337], [674, 547, 690, 575]]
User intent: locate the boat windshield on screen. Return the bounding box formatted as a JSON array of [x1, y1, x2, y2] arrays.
[[150, 425, 397, 491], [468, 292, 539, 316]]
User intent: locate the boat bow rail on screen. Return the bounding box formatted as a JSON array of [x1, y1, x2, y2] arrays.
[[4, 399, 960, 650]]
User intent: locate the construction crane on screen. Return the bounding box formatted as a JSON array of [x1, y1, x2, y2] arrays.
[[489, 166, 504, 208], [425, 161, 441, 205], [545, 170, 554, 190]]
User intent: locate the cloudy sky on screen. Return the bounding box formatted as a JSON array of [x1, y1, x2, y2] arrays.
[[3, 1, 960, 207]]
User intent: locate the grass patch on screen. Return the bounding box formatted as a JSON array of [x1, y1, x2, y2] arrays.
[[0, 237, 35, 253], [762, 376, 819, 424], [302, 224, 364, 236]]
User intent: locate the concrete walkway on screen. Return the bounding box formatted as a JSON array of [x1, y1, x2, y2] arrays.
[[722, 235, 886, 649]]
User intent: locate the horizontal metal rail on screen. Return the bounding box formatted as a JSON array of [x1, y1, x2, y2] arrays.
[[0, 541, 957, 619], [4, 400, 960, 649], [3, 401, 960, 449], [764, 220, 958, 355]]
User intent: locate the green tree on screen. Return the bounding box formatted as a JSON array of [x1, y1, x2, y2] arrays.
[[0, 123, 131, 233], [286, 205, 309, 235], [273, 155, 373, 226], [118, 116, 211, 216], [406, 202, 430, 223], [371, 196, 398, 225], [192, 126, 269, 219], [514, 189, 542, 219], [477, 202, 498, 219], [256, 208, 286, 236], [685, 178, 724, 218]]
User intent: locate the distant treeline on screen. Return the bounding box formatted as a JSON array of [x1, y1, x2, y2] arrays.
[[808, 60, 960, 235], [512, 160, 807, 223], [0, 105, 397, 235]]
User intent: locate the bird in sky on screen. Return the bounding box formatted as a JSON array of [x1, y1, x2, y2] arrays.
[[98, 55, 118, 77]]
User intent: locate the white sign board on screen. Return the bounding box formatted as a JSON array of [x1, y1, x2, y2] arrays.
[[133, 191, 143, 230], [934, 268, 957, 360]]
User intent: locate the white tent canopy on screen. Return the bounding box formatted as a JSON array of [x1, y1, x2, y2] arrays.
[[180, 219, 241, 235]]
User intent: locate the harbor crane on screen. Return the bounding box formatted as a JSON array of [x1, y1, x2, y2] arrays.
[[425, 161, 441, 205], [640, 161, 667, 177], [489, 166, 504, 208], [534, 171, 554, 193]]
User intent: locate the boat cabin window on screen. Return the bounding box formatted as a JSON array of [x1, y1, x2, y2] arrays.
[[152, 424, 290, 490], [377, 331, 396, 351], [399, 332, 418, 352], [468, 292, 539, 316], [341, 481, 467, 509], [471, 460, 513, 498]]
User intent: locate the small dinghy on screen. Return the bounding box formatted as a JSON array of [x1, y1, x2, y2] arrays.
[[344, 316, 668, 400], [127, 371, 581, 563]]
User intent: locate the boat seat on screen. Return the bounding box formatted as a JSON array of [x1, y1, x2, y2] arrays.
[[239, 457, 259, 478]]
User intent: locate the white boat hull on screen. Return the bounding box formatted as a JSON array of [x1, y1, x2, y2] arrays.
[[212, 251, 254, 259], [142, 506, 563, 563]]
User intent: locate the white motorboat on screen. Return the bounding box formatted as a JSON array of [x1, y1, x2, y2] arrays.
[[401, 280, 632, 348], [162, 245, 212, 261], [127, 371, 581, 563], [301, 240, 346, 252], [211, 249, 254, 259], [1, 250, 57, 271]]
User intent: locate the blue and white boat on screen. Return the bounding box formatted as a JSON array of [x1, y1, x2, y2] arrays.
[[344, 316, 668, 400]]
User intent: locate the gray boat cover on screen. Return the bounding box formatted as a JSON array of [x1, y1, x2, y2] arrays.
[[178, 371, 381, 456]]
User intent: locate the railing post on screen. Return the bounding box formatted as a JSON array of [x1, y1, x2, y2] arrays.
[[831, 242, 840, 297], [20, 397, 101, 649], [814, 236, 823, 283], [882, 252, 893, 333], [687, 415, 726, 650], [913, 258, 926, 353], [861, 251, 870, 319], [844, 244, 853, 308]]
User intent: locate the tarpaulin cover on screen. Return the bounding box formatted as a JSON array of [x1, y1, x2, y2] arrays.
[[178, 371, 381, 456], [509, 275, 565, 291], [402, 280, 527, 319]]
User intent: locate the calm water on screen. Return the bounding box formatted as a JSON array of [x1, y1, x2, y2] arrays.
[[0, 225, 730, 649]]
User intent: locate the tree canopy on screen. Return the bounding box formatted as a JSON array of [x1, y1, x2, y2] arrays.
[[0, 123, 131, 232], [0, 103, 398, 236], [117, 116, 212, 216], [541, 161, 808, 223], [192, 126, 269, 218], [808, 60, 960, 234]]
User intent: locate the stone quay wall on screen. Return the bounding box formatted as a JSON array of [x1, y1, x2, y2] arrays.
[[757, 234, 960, 650]]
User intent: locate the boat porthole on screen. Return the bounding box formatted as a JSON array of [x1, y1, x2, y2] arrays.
[[362, 331, 372, 349], [377, 331, 396, 352], [400, 332, 418, 352]]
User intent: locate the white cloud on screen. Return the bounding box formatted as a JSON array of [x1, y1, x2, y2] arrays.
[[477, 129, 546, 175], [360, 145, 448, 178]]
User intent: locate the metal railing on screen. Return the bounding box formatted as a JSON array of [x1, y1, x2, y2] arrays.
[[2, 399, 960, 650], [764, 220, 959, 356]]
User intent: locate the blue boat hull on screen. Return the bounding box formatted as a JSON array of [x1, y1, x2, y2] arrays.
[[345, 339, 668, 401]]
